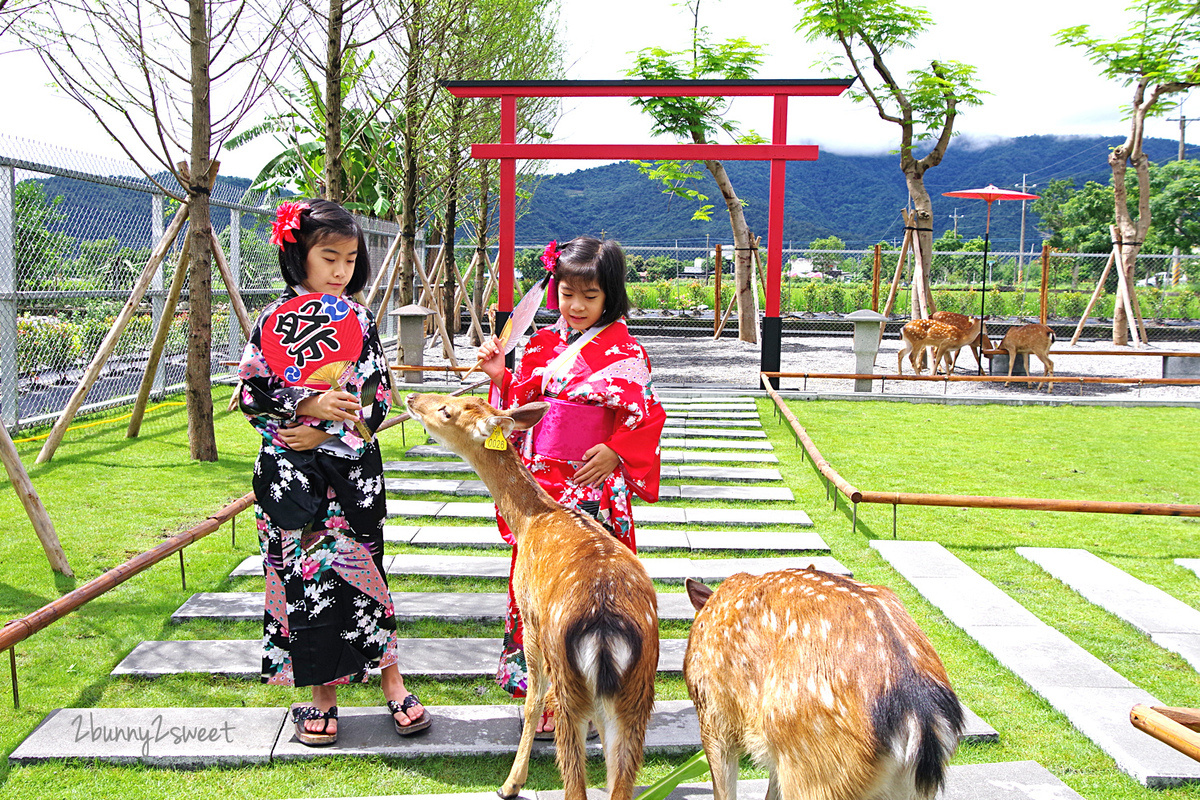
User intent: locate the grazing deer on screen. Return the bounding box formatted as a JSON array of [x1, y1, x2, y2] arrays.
[[684, 569, 963, 800], [931, 311, 991, 372], [897, 316, 982, 376], [405, 393, 659, 800], [998, 323, 1056, 393]]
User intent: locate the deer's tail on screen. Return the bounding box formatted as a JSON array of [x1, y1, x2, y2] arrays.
[[870, 666, 964, 797], [564, 605, 646, 698]]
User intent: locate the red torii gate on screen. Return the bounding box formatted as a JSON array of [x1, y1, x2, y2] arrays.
[[442, 78, 854, 384]]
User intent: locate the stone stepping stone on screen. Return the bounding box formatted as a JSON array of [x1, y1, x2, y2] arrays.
[[175, 592, 692, 624], [385, 500, 812, 527], [383, 526, 829, 553], [113, 638, 690, 679], [872, 540, 1200, 788], [229, 555, 850, 583], [665, 418, 762, 427], [384, 480, 792, 503], [673, 465, 781, 482], [667, 411, 760, 419], [1175, 558, 1200, 581], [11, 701, 996, 769], [660, 427, 766, 439], [9, 707, 284, 766], [1020, 548, 1200, 673], [404, 446, 778, 464], [659, 438, 772, 451]]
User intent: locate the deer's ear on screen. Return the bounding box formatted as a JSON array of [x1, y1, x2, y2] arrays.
[[480, 414, 517, 441], [508, 402, 549, 431], [686, 578, 714, 611]]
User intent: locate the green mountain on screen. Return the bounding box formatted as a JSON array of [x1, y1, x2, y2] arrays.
[[516, 134, 1188, 250]]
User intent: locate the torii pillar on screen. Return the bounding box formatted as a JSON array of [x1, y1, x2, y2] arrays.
[[442, 79, 854, 387]]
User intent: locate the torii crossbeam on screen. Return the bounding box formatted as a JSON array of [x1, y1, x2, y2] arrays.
[[442, 78, 854, 384]]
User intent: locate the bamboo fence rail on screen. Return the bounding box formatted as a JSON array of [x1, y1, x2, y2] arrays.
[[761, 374, 1200, 537]]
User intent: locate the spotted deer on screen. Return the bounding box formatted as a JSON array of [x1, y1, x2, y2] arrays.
[[930, 311, 991, 372], [998, 323, 1056, 393], [684, 568, 963, 800], [897, 316, 982, 376], [404, 393, 659, 800]]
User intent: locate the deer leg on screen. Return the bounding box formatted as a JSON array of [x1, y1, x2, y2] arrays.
[[702, 730, 740, 800], [764, 769, 782, 800], [1005, 348, 1016, 387], [896, 342, 908, 375], [500, 638, 548, 799], [553, 708, 588, 800], [1038, 353, 1054, 394]]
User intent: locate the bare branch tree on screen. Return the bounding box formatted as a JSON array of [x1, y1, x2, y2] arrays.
[[21, 0, 293, 460]]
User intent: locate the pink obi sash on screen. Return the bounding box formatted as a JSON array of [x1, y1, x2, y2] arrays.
[[531, 397, 615, 462]]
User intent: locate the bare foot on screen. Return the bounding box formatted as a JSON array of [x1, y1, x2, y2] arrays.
[[308, 684, 337, 736], [536, 708, 555, 734], [382, 665, 426, 727]]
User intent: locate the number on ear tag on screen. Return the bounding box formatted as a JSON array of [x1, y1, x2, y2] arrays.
[[484, 426, 508, 451]]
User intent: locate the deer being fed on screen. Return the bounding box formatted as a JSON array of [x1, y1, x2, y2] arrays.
[[684, 568, 963, 800], [405, 393, 659, 800]]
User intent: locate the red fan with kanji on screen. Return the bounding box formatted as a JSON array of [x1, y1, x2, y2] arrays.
[[260, 292, 372, 439]]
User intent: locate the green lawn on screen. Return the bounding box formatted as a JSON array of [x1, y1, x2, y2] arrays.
[[0, 391, 1197, 798]]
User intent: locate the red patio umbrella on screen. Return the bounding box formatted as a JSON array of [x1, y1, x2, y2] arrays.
[[941, 184, 1039, 372]]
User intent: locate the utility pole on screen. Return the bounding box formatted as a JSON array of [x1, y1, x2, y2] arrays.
[[1016, 174, 1036, 284], [949, 208, 963, 236], [1167, 112, 1188, 285]]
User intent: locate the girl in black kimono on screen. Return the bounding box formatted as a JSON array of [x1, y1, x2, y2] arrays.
[[237, 199, 430, 745]]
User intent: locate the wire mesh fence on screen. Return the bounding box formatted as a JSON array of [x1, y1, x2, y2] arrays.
[[5, 134, 1200, 434], [1, 135, 400, 434]]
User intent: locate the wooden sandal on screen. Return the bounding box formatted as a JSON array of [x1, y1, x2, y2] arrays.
[[388, 693, 431, 735], [291, 703, 338, 746]]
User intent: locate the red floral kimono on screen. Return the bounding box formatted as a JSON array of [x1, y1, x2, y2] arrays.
[[488, 316, 666, 696]]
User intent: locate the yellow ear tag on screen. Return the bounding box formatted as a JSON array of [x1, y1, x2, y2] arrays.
[[484, 426, 509, 451]]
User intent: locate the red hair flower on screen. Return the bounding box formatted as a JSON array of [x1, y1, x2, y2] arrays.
[[270, 200, 309, 249], [541, 240, 562, 310], [540, 240, 562, 274]]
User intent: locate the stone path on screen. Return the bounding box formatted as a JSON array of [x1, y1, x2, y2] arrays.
[[872, 539, 1200, 788], [13, 391, 1024, 791], [1020, 547, 1200, 673]]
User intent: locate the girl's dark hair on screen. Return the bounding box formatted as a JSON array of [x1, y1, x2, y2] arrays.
[[555, 237, 630, 327], [278, 199, 372, 295]]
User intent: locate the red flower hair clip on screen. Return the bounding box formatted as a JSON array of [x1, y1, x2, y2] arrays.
[[541, 240, 562, 310], [270, 200, 309, 249]]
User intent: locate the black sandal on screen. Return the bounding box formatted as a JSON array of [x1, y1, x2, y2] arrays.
[[388, 693, 432, 735], [291, 703, 338, 746]]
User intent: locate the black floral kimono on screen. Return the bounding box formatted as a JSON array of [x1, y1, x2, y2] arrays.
[[237, 288, 398, 686]]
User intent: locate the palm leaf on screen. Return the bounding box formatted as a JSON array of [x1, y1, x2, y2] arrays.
[[633, 751, 709, 800]]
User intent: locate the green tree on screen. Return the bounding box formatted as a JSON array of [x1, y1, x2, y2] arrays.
[[796, 0, 986, 318], [13, 181, 73, 290], [1030, 178, 1077, 248], [807, 234, 846, 269], [932, 229, 963, 251], [628, 1, 766, 344], [1058, 0, 1200, 343]]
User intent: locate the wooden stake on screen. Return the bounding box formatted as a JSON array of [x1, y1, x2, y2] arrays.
[[36, 203, 191, 464], [1071, 250, 1116, 346], [0, 425, 72, 576], [128, 233, 191, 437], [1132, 704, 1200, 764], [411, 245, 459, 367], [209, 230, 252, 338], [1111, 227, 1142, 347], [878, 223, 914, 349], [446, 250, 486, 344], [365, 231, 404, 308], [713, 286, 739, 339], [714, 243, 723, 335], [872, 244, 881, 311]]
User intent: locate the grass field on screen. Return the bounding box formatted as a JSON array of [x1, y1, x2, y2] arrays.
[[0, 390, 1197, 798]]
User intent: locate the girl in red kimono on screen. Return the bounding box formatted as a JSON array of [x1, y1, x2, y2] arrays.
[[476, 236, 666, 736]]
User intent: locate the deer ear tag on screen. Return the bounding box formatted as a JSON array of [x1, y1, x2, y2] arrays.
[[484, 426, 509, 451]]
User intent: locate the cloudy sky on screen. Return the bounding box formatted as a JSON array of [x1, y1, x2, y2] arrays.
[[0, 0, 1192, 179]]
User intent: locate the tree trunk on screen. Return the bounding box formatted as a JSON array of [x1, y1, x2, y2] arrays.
[[187, 0, 216, 461], [470, 168, 491, 346], [443, 97, 465, 335], [397, 21, 421, 308], [904, 172, 936, 318], [703, 157, 756, 344], [324, 0, 345, 203]]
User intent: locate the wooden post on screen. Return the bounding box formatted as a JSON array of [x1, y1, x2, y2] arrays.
[[878, 225, 914, 348], [446, 250, 485, 344], [872, 244, 881, 311], [36, 203, 191, 464], [0, 424, 72, 576], [411, 245, 459, 366], [210, 230, 252, 338], [1131, 705, 1200, 764], [714, 243, 722, 336], [1039, 243, 1050, 326], [128, 233, 191, 437], [1070, 250, 1115, 346], [1111, 226, 1143, 347], [365, 231, 404, 308]]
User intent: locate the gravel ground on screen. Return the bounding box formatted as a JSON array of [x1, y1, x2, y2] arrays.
[[409, 327, 1200, 405]]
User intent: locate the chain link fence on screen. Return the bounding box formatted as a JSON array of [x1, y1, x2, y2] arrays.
[[5, 134, 1200, 434], [1, 135, 400, 434]]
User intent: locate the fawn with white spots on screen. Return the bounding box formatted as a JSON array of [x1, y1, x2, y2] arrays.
[[684, 568, 963, 800], [405, 393, 659, 800], [897, 316, 983, 376]]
